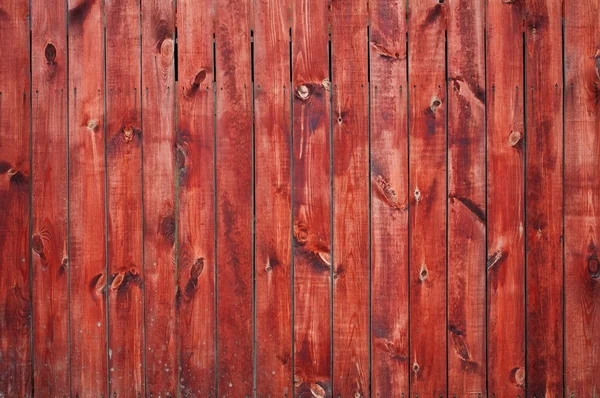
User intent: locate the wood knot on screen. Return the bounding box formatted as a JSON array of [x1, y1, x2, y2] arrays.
[[309, 383, 325, 398], [91, 273, 106, 293], [293, 223, 309, 245], [190, 258, 204, 279], [510, 367, 525, 387], [122, 125, 136, 143], [430, 96, 442, 112], [594, 49, 600, 80], [45, 42, 57, 64], [414, 187, 422, 202], [32, 234, 44, 255], [419, 264, 428, 282], [588, 255, 600, 278], [87, 119, 98, 131], [111, 272, 125, 290], [193, 69, 207, 87], [160, 38, 174, 58], [413, 362, 419, 373], [296, 85, 310, 100], [322, 79, 331, 91], [508, 130, 523, 147]]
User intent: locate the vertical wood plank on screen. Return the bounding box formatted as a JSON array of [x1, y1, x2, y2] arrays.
[[407, 0, 447, 396], [141, 0, 176, 395], [176, 0, 216, 395], [291, 0, 332, 395], [215, 0, 253, 394], [67, 0, 108, 394], [0, 0, 31, 395], [486, 0, 525, 395], [105, 0, 144, 394], [446, 0, 486, 395], [254, 0, 293, 395], [31, 0, 69, 395], [565, 0, 600, 394], [331, 0, 369, 396], [369, 0, 409, 394], [525, 0, 564, 395]]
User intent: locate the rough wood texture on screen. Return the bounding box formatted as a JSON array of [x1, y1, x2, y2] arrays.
[[369, 0, 409, 394], [105, 0, 144, 395], [291, 0, 333, 395], [486, 0, 526, 395], [68, 0, 108, 394], [215, 0, 253, 394], [408, 1, 447, 396], [446, 0, 486, 395], [254, 0, 293, 395], [176, 0, 216, 395], [565, 0, 600, 394], [30, 0, 69, 395], [0, 0, 31, 395]]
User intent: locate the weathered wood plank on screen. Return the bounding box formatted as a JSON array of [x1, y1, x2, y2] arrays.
[[446, 0, 486, 395], [525, 0, 564, 395], [215, 0, 253, 394], [67, 0, 108, 394], [254, 0, 293, 395], [565, 0, 600, 394], [369, 0, 409, 394], [291, 0, 332, 395], [31, 0, 69, 395], [105, 0, 144, 394], [486, 0, 526, 395], [0, 0, 32, 395], [176, 0, 216, 395], [141, 0, 176, 395], [407, 0, 447, 395]]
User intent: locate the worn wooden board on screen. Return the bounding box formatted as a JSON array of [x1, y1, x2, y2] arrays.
[[67, 0, 108, 394], [565, 0, 600, 394], [446, 0, 486, 395], [369, 0, 409, 394], [486, 0, 526, 395], [291, 0, 333, 395], [176, 0, 216, 395], [105, 0, 144, 395], [0, 0, 32, 395], [253, 0, 293, 395], [215, 0, 253, 394], [408, 1, 447, 396]]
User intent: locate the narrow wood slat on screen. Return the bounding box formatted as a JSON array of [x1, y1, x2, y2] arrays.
[[67, 0, 108, 394], [331, 0, 369, 396], [486, 0, 526, 395], [369, 0, 409, 394], [525, 0, 564, 395], [31, 0, 69, 395], [254, 0, 293, 395], [105, 0, 144, 394], [565, 0, 600, 394], [176, 0, 216, 394], [446, 0, 486, 395], [291, 0, 333, 395], [0, 0, 32, 395], [407, 1, 447, 396], [215, 0, 253, 393]]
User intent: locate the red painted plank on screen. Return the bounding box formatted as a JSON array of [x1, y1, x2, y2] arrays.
[[525, 0, 564, 395], [105, 0, 144, 394], [0, 0, 31, 395], [215, 0, 253, 394], [407, 1, 447, 396], [446, 0, 486, 395], [31, 0, 69, 395], [331, 0, 369, 396], [141, 0, 177, 395], [254, 0, 293, 395], [176, 0, 216, 395], [565, 0, 600, 394], [291, 0, 332, 395], [67, 0, 108, 394], [486, 0, 525, 395], [369, 0, 409, 394]]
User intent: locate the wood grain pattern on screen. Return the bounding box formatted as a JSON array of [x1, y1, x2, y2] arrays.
[[67, 0, 108, 394], [446, 0, 486, 395], [0, 0, 32, 395], [176, 0, 216, 395], [486, 0, 525, 395], [408, 1, 447, 396], [369, 0, 409, 394], [253, 0, 293, 395], [31, 0, 69, 395], [565, 0, 600, 394], [291, 0, 333, 395], [105, 0, 144, 395], [215, 0, 253, 394]]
